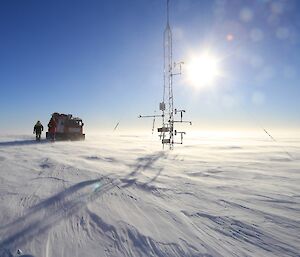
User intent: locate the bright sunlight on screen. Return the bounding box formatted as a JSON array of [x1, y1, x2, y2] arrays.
[[185, 51, 222, 90]]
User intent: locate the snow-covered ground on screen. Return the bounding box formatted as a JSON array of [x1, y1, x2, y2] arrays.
[[0, 133, 299, 257]]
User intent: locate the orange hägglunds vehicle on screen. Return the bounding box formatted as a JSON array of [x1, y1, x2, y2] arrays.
[[46, 112, 85, 140]]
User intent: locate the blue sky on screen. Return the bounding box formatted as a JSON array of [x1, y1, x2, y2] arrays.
[[0, 0, 299, 134]]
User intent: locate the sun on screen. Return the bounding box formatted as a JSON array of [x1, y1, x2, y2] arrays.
[[185, 51, 221, 90]]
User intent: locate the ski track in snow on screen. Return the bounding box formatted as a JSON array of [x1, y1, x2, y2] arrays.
[[0, 134, 299, 257]]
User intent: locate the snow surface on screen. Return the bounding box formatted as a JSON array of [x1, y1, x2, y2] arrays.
[[0, 133, 299, 257]]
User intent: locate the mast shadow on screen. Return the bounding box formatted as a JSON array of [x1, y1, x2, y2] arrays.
[[0, 177, 113, 250], [0, 152, 168, 251]]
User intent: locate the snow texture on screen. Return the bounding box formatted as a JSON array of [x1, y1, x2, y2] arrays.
[[0, 133, 299, 257]]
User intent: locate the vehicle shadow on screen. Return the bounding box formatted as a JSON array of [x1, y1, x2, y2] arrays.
[[0, 152, 167, 251], [0, 139, 48, 147], [0, 177, 110, 250]]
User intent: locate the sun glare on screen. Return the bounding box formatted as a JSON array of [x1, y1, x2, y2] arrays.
[[185, 51, 221, 90]]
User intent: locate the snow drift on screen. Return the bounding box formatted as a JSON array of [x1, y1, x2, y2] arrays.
[[0, 133, 299, 257]]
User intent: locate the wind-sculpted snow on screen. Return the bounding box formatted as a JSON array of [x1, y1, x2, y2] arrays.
[[0, 133, 299, 257]]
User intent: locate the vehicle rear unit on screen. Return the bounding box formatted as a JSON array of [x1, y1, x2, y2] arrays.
[[46, 112, 85, 141]]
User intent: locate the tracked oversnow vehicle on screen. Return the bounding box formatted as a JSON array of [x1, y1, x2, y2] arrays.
[[46, 113, 85, 140]]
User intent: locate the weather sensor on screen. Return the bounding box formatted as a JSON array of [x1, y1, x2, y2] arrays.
[[139, 0, 192, 149]]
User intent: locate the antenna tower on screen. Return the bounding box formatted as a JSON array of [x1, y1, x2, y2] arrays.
[[139, 0, 191, 149]]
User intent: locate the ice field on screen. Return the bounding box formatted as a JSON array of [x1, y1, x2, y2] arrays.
[[0, 133, 299, 257]]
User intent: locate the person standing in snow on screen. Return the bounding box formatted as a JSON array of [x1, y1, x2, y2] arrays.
[[33, 120, 44, 141], [48, 117, 57, 141]]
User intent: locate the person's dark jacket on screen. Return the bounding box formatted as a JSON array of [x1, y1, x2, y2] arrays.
[[34, 122, 44, 134]]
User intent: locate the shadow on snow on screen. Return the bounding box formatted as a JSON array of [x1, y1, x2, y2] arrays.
[[0, 140, 48, 148], [0, 152, 167, 252]]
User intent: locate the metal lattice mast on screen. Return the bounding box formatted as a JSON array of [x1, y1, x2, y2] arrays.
[[138, 0, 192, 149], [164, 0, 174, 147]]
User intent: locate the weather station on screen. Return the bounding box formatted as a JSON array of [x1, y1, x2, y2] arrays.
[[139, 0, 192, 149]]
